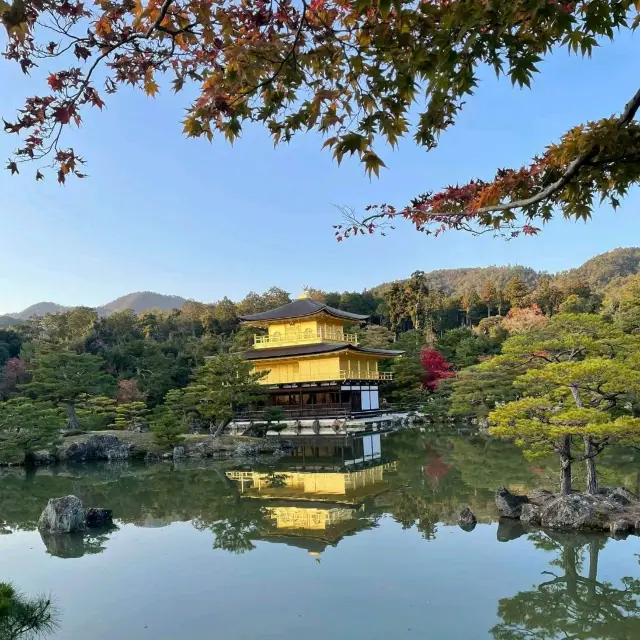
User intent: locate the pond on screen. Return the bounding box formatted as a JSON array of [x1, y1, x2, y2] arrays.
[[1, 431, 639, 639]]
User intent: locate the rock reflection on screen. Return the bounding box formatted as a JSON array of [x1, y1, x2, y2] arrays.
[[39, 526, 117, 559], [493, 532, 640, 639]]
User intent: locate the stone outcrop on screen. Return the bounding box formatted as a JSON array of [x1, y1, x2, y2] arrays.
[[56, 434, 135, 462], [539, 494, 602, 530], [38, 495, 86, 533], [458, 507, 477, 531], [610, 519, 634, 537], [173, 446, 186, 459], [496, 486, 640, 534], [496, 487, 530, 519], [85, 508, 113, 528], [519, 503, 541, 526], [39, 496, 115, 534]]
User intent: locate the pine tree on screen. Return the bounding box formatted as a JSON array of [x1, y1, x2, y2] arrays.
[[22, 348, 116, 430], [0, 399, 64, 464], [183, 355, 266, 437]]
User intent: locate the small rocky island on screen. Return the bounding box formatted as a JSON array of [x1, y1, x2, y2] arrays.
[[496, 486, 640, 535]]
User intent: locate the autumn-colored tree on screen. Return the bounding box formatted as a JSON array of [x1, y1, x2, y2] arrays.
[[116, 378, 146, 404], [0, 357, 27, 399], [3, 0, 639, 243], [480, 281, 498, 318], [420, 348, 455, 392], [460, 288, 481, 325], [502, 305, 548, 334]]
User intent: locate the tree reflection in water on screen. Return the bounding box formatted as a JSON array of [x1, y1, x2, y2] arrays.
[[0, 582, 58, 640], [493, 532, 640, 640]]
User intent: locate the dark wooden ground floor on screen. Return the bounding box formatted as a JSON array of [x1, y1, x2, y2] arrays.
[[235, 383, 387, 420]]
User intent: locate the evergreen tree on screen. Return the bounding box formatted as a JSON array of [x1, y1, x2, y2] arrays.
[[22, 348, 116, 430], [503, 276, 530, 309], [0, 399, 64, 464], [114, 402, 149, 431], [0, 581, 58, 639], [183, 355, 266, 437], [150, 389, 189, 448], [488, 314, 640, 494]]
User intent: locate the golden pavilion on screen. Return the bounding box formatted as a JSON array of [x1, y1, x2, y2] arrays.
[[237, 292, 403, 418]]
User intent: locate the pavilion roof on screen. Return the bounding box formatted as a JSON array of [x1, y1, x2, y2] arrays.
[[238, 298, 369, 323], [237, 343, 404, 361]]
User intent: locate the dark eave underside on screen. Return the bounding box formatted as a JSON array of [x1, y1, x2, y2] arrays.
[[237, 343, 404, 361], [238, 298, 369, 323]]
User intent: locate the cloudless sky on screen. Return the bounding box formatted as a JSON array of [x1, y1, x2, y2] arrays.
[[1, 30, 638, 314]]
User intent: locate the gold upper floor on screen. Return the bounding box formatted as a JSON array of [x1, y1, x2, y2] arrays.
[[253, 317, 357, 349]]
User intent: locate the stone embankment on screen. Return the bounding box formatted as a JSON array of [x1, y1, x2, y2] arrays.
[[22, 433, 292, 467], [495, 486, 640, 536]]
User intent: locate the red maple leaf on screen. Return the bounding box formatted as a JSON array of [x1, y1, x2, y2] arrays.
[[52, 106, 72, 124], [48, 73, 64, 92]]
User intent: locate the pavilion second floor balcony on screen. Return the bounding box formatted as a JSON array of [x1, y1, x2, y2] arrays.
[[254, 328, 358, 349], [259, 369, 393, 385]]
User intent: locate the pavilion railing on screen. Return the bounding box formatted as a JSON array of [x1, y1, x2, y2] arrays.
[[233, 405, 406, 421], [260, 369, 393, 384], [254, 329, 358, 348]]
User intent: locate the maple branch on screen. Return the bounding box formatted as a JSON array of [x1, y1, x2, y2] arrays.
[[342, 85, 640, 237], [469, 86, 640, 216], [229, 1, 308, 107], [147, 0, 175, 37]]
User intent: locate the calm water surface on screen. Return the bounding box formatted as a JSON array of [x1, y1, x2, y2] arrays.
[[1, 431, 639, 639]]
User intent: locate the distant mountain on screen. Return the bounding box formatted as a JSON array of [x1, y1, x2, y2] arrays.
[[0, 315, 24, 328], [98, 291, 187, 316], [9, 292, 187, 320], [12, 302, 69, 320], [6, 248, 640, 320]]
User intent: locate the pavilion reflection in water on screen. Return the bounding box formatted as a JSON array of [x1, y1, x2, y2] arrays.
[[226, 433, 396, 558]]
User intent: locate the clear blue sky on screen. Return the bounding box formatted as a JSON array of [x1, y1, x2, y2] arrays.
[[1, 31, 638, 314]]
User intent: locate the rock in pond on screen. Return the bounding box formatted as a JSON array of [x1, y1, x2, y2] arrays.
[[38, 495, 86, 533], [520, 503, 541, 526], [56, 434, 135, 462], [173, 446, 186, 459], [458, 507, 477, 531], [495, 487, 529, 519], [539, 494, 602, 530], [85, 508, 113, 528], [610, 519, 634, 537]]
